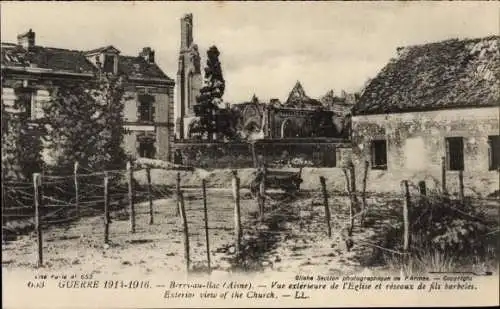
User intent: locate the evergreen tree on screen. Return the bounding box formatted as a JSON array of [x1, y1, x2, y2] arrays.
[[194, 46, 225, 140]]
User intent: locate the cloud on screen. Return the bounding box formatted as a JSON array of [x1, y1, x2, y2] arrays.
[[2, 1, 497, 103]]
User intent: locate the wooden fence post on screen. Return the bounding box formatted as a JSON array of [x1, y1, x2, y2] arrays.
[[1, 169, 5, 243], [342, 168, 351, 193], [146, 167, 154, 225], [232, 171, 242, 261], [257, 170, 262, 220], [178, 191, 190, 272], [319, 176, 332, 238], [259, 167, 266, 220], [441, 156, 447, 195], [348, 162, 357, 232], [127, 161, 136, 233], [202, 179, 211, 273], [418, 180, 427, 196], [361, 160, 369, 224], [401, 180, 411, 273], [1, 169, 5, 208], [342, 168, 350, 212], [1, 169, 5, 205], [176, 172, 181, 217], [251, 142, 257, 168], [104, 171, 110, 244], [33, 173, 43, 267], [458, 170, 464, 201], [418, 180, 427, 207], [74, 162, 79, 217]]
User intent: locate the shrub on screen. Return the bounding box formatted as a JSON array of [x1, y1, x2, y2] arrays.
[[382, 194, 494, 273], [410, 196, 488, 256]]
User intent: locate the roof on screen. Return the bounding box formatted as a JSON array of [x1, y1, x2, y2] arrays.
[[118, 55, 169, 81], [2, 44, 96, 74], [1, 43, 173, 82], [353, 36, 500, 115]]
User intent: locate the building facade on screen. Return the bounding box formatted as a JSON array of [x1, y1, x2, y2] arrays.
[[351, 36, 499, 196], [1, 29, 175, 164]]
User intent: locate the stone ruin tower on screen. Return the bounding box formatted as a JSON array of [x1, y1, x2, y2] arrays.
[[174, 13, 203, 140]]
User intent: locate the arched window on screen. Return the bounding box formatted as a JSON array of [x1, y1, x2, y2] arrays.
[[280, 119, 294, 138]]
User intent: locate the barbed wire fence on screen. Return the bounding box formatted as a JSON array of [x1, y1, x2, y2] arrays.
[[172, 159, 499, 274], [2, 161, 174, 267], [3, 158, 498, 272]]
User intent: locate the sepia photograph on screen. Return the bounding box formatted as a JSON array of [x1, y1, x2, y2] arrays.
[[1, 1, 499, 308]]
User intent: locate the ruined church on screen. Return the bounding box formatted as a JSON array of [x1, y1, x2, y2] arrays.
[[174, 14, 353, 143]]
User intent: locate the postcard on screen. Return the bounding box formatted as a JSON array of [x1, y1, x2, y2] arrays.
[[2, 1, 499, 308]]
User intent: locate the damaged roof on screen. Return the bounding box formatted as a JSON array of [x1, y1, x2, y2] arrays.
[[1, 43, 173, 82], [285, 81, 322, 108], [353, 36, 500, 115], [118, 55, 170, 81], [2, 44, 96, 75]]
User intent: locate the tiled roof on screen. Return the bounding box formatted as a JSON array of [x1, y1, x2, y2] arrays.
[[2, 44, 96, 74], [353, 36, 500, 115], [118, 55, 168, 80], [1, 43, 172, 81]]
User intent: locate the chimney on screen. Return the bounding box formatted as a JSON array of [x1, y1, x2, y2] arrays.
[[140, 47, 155, 63], [17, 29, 35, 50]]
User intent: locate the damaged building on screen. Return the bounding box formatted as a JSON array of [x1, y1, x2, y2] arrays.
[[174, 14, 353, 143], [351, 36, 499, 196], [1, 29, 175, 163], [232, 81, 348, 141]]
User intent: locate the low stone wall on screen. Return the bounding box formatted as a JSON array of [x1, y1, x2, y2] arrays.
[[171, 139, 352, 169], [172, 142, 254, 169], [134, 167, 498, 198]]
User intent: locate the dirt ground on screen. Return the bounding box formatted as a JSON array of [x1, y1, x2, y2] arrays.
[[2, 188, 408, 278], [233, 192, 405, 276]]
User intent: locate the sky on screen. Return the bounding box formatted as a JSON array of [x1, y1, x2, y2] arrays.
[[1, 1, 498, 103]]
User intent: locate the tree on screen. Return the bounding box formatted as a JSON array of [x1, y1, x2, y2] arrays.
[[194, 46, 226, 140], [42, 73, 127, 173]]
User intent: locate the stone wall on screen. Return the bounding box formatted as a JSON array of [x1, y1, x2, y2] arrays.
[[172, 139, 352, 169], [351, 107, 499, 197], [173, 142, 253, 169]]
